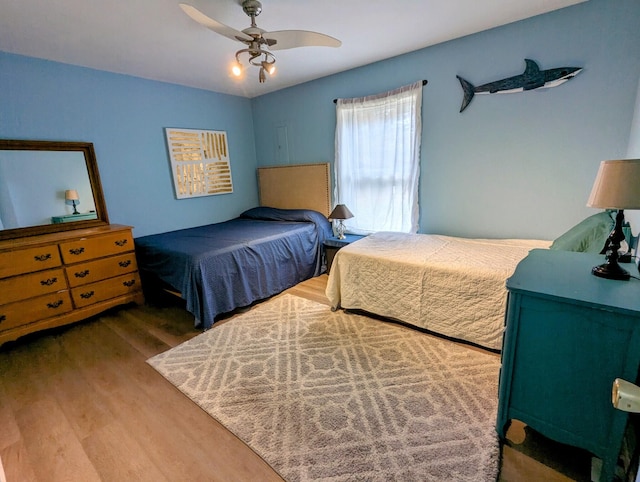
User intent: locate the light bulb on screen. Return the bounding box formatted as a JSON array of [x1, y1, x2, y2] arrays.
[[261, 61, 276, 76], [259, 67, 266, 83], [231, 63, 242, 77]]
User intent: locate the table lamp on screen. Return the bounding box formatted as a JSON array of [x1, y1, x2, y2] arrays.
[[328, 204, 354, 240], [586, 159, 640, 280], [65, 189, 80, 215]]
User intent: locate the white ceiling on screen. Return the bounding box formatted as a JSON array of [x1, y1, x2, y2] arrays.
[[0, 0, 586, 99]]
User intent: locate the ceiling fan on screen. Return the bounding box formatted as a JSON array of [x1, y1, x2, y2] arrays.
[[179, 0, 342, 83]]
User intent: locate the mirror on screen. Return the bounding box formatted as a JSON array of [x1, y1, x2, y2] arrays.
[[0, 139, 109, 240]]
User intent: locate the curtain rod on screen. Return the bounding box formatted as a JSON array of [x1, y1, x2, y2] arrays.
[[333, 80, 427, 103]]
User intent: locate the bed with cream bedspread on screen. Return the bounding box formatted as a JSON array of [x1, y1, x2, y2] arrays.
[[326, 232, 550, 350]]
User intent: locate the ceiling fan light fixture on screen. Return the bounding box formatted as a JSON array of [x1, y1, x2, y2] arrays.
[[180, 0, 341, 85], [234, 45, 276, 83], [261, 59, 275, 76]]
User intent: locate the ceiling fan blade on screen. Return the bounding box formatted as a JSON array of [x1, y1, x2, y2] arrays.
[[265, 30, 342, 51], [179, 3, 252, 43]]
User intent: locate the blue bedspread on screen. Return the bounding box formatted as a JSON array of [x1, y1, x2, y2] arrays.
[[135, 207, 332, 329]]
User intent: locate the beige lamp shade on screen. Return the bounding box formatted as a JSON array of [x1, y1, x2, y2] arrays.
[[587, 159, 640, 209], [65, 189, 80, 202]]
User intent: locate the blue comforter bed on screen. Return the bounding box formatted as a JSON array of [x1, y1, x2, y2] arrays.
[[135, 207, 332, 329]]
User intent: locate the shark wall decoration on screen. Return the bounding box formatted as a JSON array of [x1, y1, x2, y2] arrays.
[[456, 59, 582, 112]]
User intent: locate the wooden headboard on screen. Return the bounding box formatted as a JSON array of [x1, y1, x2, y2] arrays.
[[257, 163, 331, 218]]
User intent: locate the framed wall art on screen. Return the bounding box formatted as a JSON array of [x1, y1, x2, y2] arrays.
[[165, 127, 233, 199]]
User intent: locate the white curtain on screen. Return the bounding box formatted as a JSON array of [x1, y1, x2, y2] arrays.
[[334, 81, 422, 234]]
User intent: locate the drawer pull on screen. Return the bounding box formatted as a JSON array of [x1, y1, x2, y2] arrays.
[[0, 314, 5, 324], [74, 270, 90, 278], [69, 247, 85, 256], [115, 239, 128, 247], [123, 279, 136, 288], [40, 277, 58, 286], [34, 253, 52, 262], [47, 300, 64, 309], [80, 291, 95, 300], [118, 260, 132, 268]]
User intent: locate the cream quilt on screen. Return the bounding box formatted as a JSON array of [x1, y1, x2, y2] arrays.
[[325, 232, 550, 350]]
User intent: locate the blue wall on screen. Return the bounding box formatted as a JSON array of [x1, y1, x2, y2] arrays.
[[251, 0, 640, 240], [1, 0, 639, 240], [0, 53, 258, 237], [626, 76, 640, 237]]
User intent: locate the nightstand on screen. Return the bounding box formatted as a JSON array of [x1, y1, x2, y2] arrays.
[[497, 248, 640, 482], [323, 234, 365, 273], [51, 212, 98, 223]]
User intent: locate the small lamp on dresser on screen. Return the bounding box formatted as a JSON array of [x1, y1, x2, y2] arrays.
[[65, 189, 80, 215], [587, 158, 640, 280], [328, 204, 354, 240]]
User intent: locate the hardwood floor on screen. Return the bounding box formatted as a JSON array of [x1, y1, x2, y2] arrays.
[[0, 274, 594, 481]]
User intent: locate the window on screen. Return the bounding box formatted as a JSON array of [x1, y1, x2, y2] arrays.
[[334, 81, 422, 234]]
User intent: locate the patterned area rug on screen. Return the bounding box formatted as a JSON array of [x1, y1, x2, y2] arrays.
[[148, 294, 501, 481]]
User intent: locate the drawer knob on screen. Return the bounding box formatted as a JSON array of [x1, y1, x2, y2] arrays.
[[47, 300, 64, 309], [74, 270, 90, 278], [118, 260, 131, 268], [69, 247, 85, 256], [0, 314, 5, 324], [123, 279, 136, 288], [40, 277, 58, 286], [115, 239, 128, 247], [34, 253, 52, 262], [80, 291, 95, 300]]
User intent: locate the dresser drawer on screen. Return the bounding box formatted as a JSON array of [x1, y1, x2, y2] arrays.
[[0, 291, 73, 331], [0, 245, 62, 278], [71, 273, 141, 308], [66, 253, 138, 288], [0, 268, 67, 304], [60, 231, 134, 264]]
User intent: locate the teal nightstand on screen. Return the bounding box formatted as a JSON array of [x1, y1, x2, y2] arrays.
[[323, 234, 365, 273], [51, 212, 98, 224], [497, 248, 640, 482]]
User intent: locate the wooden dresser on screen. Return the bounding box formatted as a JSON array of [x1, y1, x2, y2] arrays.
[[0, 224, 144, 347]]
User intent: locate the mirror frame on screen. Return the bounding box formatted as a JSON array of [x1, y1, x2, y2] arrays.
[[0, 139, 110, 240]]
